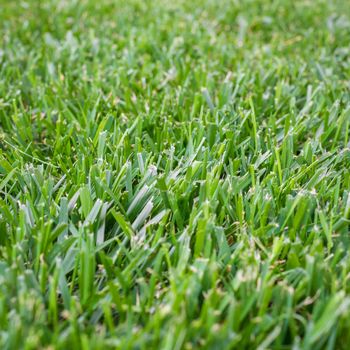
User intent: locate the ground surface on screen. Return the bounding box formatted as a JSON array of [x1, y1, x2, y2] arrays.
[[0, 0, 350, 349]]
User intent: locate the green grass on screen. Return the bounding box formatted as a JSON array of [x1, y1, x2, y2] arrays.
[[0, 0, 350, 348]]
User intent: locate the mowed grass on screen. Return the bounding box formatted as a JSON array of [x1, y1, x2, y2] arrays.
[[0, 0, 350, 348]]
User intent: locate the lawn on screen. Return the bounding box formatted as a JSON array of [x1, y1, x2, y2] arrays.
[[0, 0, 350, 349]]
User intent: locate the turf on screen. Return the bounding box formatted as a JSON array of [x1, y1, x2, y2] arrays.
[[0, 0, 350, 349]]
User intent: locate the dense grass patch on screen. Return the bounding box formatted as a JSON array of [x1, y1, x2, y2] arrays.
[[0, 0, 350, 348]]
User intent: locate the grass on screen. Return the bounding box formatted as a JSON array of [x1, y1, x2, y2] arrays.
[[0, 0, 350, 348]]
